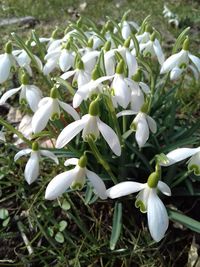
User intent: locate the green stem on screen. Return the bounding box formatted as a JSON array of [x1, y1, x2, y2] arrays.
[[0, 117, 32, 146], [87, 135, 117, 184]]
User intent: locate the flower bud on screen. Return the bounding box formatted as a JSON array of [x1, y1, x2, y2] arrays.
[[150, 32, 156, 42], [124, 36, 131, 48]]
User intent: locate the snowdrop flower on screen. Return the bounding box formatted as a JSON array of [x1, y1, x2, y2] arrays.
[[43, 40, 75, 75], [0, 41, 16, 84], [32, 87, 79, 133], [139, 32, 165, 65], [60, 59, 91, 89], [160, 38, 200, 80], [0, 73, 42, 112], [160, 147, 200, 176], [14, 142, 59, 184], [107, 171, 171, 242], [72, 65, 113, 108], [12, 49, 43, 76], [56, 98, 121, 156], [117, 110, 157, 147], [45, 154, 107, 200]]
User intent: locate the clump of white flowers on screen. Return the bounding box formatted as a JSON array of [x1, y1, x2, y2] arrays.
[[0, 12, 199, 244]]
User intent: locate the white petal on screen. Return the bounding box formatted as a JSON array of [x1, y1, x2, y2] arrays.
[[45, 169, 76, 200], [112, 75, 131, 108], [86, 169, 107, 199], [25, 85, 42, 112], [153, 39, 165, 65], [0, 87, 21, 104], [135, 117, 149, 147], [147, 190, 169, 242], [58, 100, 80, 120], [160, 51, 183, 74], [97, 118, 121, 156], [82, 116, 99, 140], [60, 70, 76, 80], [59, 50, 73, 72], [157, 181, 171, 196], [0, 54, 11, 83], [44, 50, 60, 61], [125, 51, 138, 77], [107, 181, 146, 198], [117, 110, 137, 118], [43, 60, 57, 75], [24, 152, 40, 184], [32, 98, 53, 133], [189, 54, 200, 72], [64, 158, 79, 166], [146, 115, 157, 133], [161, 147, 200, 166], [72, 89, 88, 108], [170, 66, 183, 80], [0, 132, 5, 142], [139, 82, 150, 94], [14, 149, 32, 161], [34, 55, 43, 71], [40, 150, 59, 164], [82, 50, 100, 63], [56, 115, 89, 148]]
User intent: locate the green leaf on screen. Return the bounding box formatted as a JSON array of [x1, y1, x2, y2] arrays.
[[0, 208, 9, 220], [55, 232, 64, 243], [61, 199, 71, 211], [47, 226, 54, 237], [168, 209, 200, 233], [59, 220, 68, 232], [110, 202, 122, 250]]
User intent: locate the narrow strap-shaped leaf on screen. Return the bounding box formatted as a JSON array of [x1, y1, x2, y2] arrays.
[[168, 209, 200, 233], [110, 202, 122, 250]]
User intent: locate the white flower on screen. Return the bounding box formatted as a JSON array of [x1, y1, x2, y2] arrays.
[[32, 92, 80, 133], [117, 111, 157, 147], [107, 180, 171, 242], [14, 146, 59, 184], [12, 49, 43, 76], [43, 47, 75, 75], [45, 156, 107, 200], [116, 20, 139, 40], [60, 63, 91, 90], [160, 147, 200, 175], [160, 44, 200, 80], [0, 83, 42, 112], [56, 114, 121, 156], [139, 38, 165, 65], [0, 52, 15, 84]]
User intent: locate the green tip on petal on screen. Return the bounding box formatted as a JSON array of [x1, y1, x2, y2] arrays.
[[71, 181, 84, 191], [124, 36, 131, 48], [130, 122, 137, 131], [116, 60, 124, 74], [147, 172, 159, 188], [51, 112, 60, 121], [50, 87, 58, 99], [78, 155, 88, 168], [182, 37, 189, 51], [135, 199, 147, 213], [188, 164, 200, 176], [32, 141, 39, 151], [89, 98, 100, 116], [21, 73, 29, 85], [5, 41, 12, 54]]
